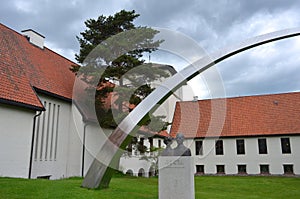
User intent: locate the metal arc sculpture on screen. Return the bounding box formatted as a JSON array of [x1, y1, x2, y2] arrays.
[[81, 27, 300, 189]]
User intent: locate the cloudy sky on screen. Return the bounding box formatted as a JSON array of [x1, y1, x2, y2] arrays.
[[1, 0, 300, 99]]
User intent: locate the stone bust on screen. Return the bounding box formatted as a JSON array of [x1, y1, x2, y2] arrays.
[[160, 136, 174, 156], [173, 133, 191, 156]]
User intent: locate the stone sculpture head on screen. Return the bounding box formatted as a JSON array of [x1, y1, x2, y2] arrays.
[[173, 132, 191, 156], [175, 133, 185, 145]]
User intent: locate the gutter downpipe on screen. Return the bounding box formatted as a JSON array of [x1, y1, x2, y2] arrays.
[[82, 123, 88, 177], [28, 111, 42, 179]]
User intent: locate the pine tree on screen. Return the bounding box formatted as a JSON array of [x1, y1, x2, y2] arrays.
[[73, 10, 170, 131]]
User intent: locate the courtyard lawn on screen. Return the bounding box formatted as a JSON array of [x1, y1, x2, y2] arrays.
[[0, 175, 299, 199]]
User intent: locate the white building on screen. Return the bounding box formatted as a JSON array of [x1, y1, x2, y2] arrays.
[[0, 23, 83, 179], [1, 23, 298, 180], [0, 23, 185, 179], [170, 92, 300, 175]]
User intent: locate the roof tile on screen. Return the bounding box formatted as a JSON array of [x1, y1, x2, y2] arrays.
[[170, 92, 300, 138], [0, 23, 76, 109]]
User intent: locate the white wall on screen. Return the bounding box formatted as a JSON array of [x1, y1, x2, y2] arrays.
[[119, 136, 163, 177], [0, 104, 35, 178], [65, 104, 85, 178], [0, 95, 85, 180], [3, 95, 298, 180], [31, 94, 82, 179], [31, 97, 115, 179], [191, 136, 300, 175], [120, 156, 154, 177]]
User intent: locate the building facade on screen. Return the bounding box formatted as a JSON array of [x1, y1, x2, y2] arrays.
[[1, 23, 299, 179], [0, 23, 185, 179], [170, 92, 300, 175], [0, 23, 86, 179]]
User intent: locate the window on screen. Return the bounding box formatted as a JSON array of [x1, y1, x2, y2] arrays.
[[283, 164, 294, 175], [258, 138, 268, 154], [260, 165, 270, 174], [236, 139, 245, 155], [215, 140, 224, 155], [34, 101, 60, 161], [34, 109, 41, 160], [148, 137, 153, 149], [140, 138, 144, 145], [138, 168, 145, 177], [195, 140, 203, 155], [237, 165, 247, 174], [45, 102, 52, 160], [196, 165, 204, 174], [158, 140, 161, 148], [216, 165, 225, 174], [126, 170, 133, 176], [281, 138, 291, 154], [148, 138, 154, 155], [54, 105, 60, 160], [39, 101, 47, 160], [138, 138, 146, 154], [127, 143, 133, 155], [49, 104, 56, 160]]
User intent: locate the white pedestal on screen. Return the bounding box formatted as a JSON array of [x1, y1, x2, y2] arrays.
[[158, 156, 195, 199]]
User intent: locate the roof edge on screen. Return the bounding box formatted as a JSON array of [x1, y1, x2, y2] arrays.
[[190, 132, 300, 139], [184, 91, 300, 103], [34, 87, 72, 102], [73, 100, 98, 124], [43, 46, 78, 66], [0, 98, 45, 111], [21, 29, 45, 38]]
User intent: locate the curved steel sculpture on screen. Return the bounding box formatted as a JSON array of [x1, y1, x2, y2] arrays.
[[82, 28, 300, 189]]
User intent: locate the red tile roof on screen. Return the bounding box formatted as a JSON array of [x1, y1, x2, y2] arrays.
[[170, 92, 300, 138], [0, 23, 76, 110], [156, 130, 169, 137]]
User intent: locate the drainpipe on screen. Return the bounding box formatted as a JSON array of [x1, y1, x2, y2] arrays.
[[82, 123, 88, 177], [28, 111, 42, 179]]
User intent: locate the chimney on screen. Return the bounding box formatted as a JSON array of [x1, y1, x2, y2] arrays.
[[21, 29, 45, 49]]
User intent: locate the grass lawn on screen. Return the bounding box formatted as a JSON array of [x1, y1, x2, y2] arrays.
[[0, 175, 299, 199]]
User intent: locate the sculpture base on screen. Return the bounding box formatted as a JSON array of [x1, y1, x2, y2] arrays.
[[158, 156, 195, 199]]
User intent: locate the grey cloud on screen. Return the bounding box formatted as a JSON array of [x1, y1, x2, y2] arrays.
[[217, 37, 300, 97], [1, 0, 133, 56], [1, 0, 299, 97]]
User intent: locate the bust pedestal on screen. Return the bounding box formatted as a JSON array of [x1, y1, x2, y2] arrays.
[[158, 156, 195, 199]]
